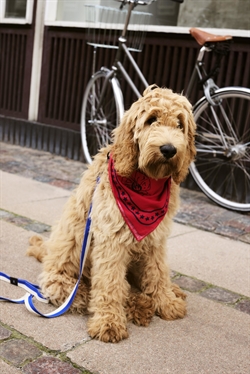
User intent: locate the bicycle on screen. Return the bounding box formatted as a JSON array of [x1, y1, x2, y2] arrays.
[[81, 0, 250, 212]]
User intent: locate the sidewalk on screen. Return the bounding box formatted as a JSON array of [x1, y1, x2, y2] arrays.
[[0, 142, 250, 374]]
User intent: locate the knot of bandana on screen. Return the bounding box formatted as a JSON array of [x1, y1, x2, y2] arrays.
[[108, 155, 171, 241]]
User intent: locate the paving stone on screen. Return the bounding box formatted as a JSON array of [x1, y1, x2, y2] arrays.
[[174, 212, 195, 224], [226, 218, 250, 232], [174, 276, 207, 292], [239, 233, 250, 243], [212, 210, 242, 223], [235, 299, 250, 314], [214, 225, 243, 238], [23, 357, 82, 374], [0, 210, 13, 218], [190, 220, 216, 232], [34, 175, 54, 184], [170, 270, 178, 278], [49, 179, 76, 190], [185, 209, 209, 221], [5, 216, 31, 227], [0, 360, 22, 373], [0, 212, 51, 233], [24, 222, 50, 233], [0, 326, 11, 340], [200, 287, 240, 304], [0, 339, 42, 366]]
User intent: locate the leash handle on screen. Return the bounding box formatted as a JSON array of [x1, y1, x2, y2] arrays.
[[0, 191, 95, 317], [0, 272, 48, 304]]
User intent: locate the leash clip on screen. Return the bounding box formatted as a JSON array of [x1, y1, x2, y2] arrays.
[[10, 277, 18, 286]]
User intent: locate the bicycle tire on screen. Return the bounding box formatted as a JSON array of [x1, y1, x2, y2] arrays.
[[189, 87, 250, 212], [81, 68, 124, 164]]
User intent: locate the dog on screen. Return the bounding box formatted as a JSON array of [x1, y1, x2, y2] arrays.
[[27, 85, 196, 343]]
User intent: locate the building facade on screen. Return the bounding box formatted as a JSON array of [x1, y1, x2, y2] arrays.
[[0, 0, 249, 162]]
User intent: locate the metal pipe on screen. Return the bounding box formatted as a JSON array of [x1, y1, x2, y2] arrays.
[[121, 2, 135, 38], [122, 43, 149, 88], [117, 61, 142, 98]]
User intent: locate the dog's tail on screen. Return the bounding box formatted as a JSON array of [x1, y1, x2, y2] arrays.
[[26, 235, 47, 262]]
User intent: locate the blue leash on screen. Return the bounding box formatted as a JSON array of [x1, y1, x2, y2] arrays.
[[0, 199, 93, 317]]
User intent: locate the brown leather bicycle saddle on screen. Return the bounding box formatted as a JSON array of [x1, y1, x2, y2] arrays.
[[190, 28, 232, 46]]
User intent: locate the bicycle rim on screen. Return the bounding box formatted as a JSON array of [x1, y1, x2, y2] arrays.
[[81, 70, 123, 164], [190, 87, 250, 212]]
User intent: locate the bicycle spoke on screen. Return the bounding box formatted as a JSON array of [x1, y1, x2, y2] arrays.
[[219, 100, 238, 142], [235, 160, 250, 179]]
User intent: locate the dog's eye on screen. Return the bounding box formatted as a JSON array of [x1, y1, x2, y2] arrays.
[[177, 120, 184, 130], [147, 117, 157, 125]]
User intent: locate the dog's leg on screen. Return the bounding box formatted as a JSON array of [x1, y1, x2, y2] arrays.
[[126, 270, 155, 326], [39, 268, 90, 314], [126, 290, 155, 327], [30, 224, 91, 314], [139, 245, 187, 320], [87, 243, 130, 343]]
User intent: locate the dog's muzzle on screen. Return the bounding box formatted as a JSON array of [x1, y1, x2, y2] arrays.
[[160, 144, 177, 159]]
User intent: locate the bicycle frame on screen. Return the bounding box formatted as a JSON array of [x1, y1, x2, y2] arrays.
[[185, 44, 248, 155], [185, 45, 219, 105]]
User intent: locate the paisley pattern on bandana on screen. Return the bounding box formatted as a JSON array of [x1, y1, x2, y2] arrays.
[[108, 155, 171, 241]]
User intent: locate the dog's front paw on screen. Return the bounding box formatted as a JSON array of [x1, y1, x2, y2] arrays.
[[88, 317, 128, 343], [156, 297, 187, 321], [126, 292, 154, 326]]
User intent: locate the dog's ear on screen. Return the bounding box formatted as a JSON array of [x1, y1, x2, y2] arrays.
[[172, 112, 197, 185], [187, 113, 197, 163], [111, 110, 139, 177]]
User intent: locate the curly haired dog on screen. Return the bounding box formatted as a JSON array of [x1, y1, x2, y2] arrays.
[[27, 85, 196, 343]]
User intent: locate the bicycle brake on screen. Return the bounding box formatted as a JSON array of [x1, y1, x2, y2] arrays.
[[203, 79, 220, 106]]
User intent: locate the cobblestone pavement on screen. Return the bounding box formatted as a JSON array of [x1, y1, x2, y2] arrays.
[[1, 142, 250, 373], [0, 271, 249, 373], [0, 324, 91, 373], [1, 142, 250, 243]]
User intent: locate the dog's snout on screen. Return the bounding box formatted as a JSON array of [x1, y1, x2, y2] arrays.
[[160, 144, 177, 159]]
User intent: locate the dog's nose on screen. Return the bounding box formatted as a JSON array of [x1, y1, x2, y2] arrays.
[[160, 144, 177, 159]]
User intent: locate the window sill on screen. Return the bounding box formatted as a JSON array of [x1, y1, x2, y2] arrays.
[[43, 21, 250, 38]]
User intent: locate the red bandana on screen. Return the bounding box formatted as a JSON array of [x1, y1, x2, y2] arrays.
[[108, 155, 171, 241]]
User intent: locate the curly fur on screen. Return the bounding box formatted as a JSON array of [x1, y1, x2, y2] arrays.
[[27, 85, 196, 343]]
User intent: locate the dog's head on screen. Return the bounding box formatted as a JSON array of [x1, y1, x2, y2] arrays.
[[111, 85, 196, 184]]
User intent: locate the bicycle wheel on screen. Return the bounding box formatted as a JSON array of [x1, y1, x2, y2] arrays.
[[81, 68, 124, 164], [190, 87, 250, 212]]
